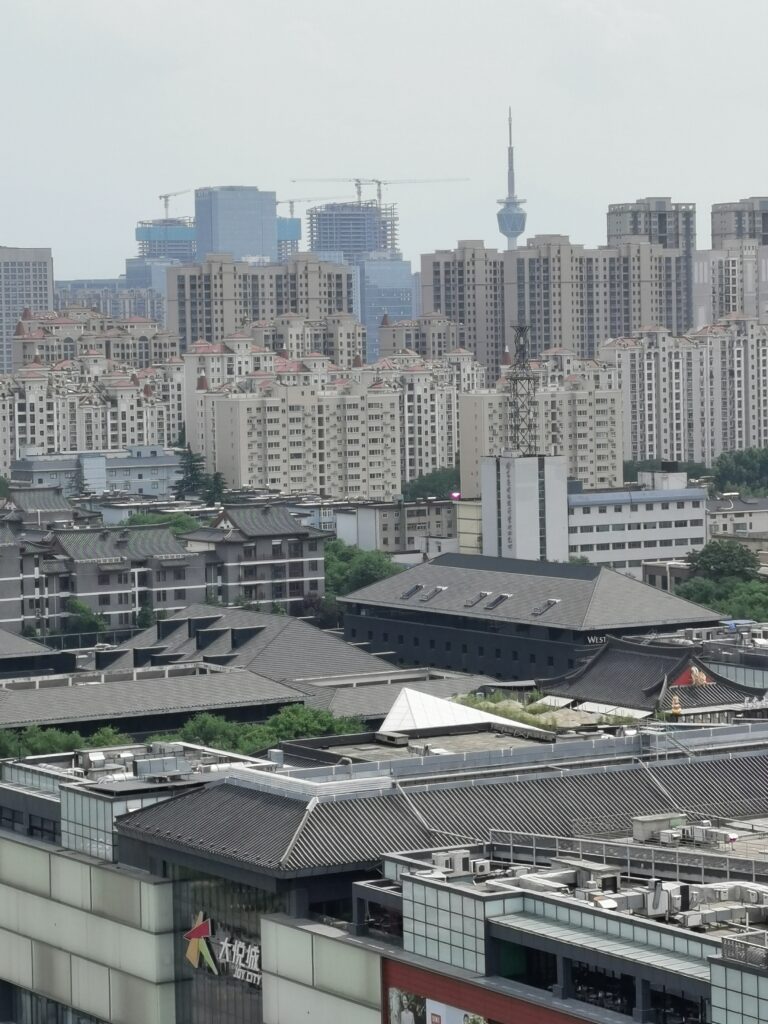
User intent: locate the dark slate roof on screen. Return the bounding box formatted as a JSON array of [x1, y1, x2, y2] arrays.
[[0, 525, 18, 546], [0, 669, 300, 729], [0, 628, 57, 659], [182, 526, 248, 543], [52, 525, 188, 561], [542, 639, 691, 711], [9, 487, 72, 513], [104, 604, 394, 682], [215, 505, 323, 539], [340, 553, 721, 631], [543, 638, 763, 714], [116, 748, 768, 874]]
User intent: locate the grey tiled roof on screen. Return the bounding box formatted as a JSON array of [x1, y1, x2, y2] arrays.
[[216, 505, 323, 539], [0, 669, 299, 729], [53, 525, 188, 561], [340, 553, 721, 631], [116, 748, 768, 874], [0, 628, 56, 658], [107, 604, 394, 682], [10, 487, 72, 513]]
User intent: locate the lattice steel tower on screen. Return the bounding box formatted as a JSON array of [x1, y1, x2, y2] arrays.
[[504, 324, 537, 455]]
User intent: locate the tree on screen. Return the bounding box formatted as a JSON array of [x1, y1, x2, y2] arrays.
[[323, 539, 403, 597], [677, 577, 768, 622], [136, 604, 155, 629], [63, 598, 107, 637], [204, 471, 227, 505], [712, 448, 768, 496], [401, 466, 460, 501], [125, 511, 199, 536], [87, 725, 133, 747], [687, 540, 759, 582], [0, 476, 9, 500], [175, 444, 207, 498]]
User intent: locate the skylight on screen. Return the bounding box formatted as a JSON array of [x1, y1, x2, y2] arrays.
[[420, 585, 447, 603], [464, 591, 490, 608], [485, 593, 511, 610], [532, 598, 561, 617], [401, 584, 424, 600]]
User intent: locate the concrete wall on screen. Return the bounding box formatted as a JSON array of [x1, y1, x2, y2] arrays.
[[261, 916, 380, 1024], [0, 832, 175, 1024]]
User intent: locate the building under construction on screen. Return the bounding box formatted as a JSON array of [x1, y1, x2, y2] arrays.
[[307, 200, 398, 262], [134, 218, 196, 260]]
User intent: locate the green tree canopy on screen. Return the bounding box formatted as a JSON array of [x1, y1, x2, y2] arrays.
[[175, 444, 207, 498], [125, 511, 199, 536], [63, 598, 107, 636], [401, 466, 460, 501], [687, 539, 759, 582], [324, 539, 403, 597], [204, 471, 227, 505], [711, 448, 768, 496]]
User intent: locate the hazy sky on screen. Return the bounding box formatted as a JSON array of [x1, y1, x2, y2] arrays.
[[2, 0, 767, 279]]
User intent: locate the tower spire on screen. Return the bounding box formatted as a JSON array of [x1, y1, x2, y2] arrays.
[[497, 107, 527, 250]]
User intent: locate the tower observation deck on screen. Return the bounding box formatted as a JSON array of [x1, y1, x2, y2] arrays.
[[496, 108, 527, 249]]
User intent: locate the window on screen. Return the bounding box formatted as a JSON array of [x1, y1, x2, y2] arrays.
[[98, 594, 110, 606], [157, 590, 167, 601], [29, 814, 59, 844], [174, 589, 186, 600], [97, 574, 110, 586], [0, 806, 23, 833], [173, 568, 186, 581]]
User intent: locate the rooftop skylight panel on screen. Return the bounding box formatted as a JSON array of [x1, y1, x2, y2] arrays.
[[400, 584, 424, 600], [420, 585, 447, 602], [485, 593, 511, 610], [464, 591, 491, 607]]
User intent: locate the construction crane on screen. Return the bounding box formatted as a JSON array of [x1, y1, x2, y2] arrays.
[[276, 195, 356, 217], [158, 189, 191, 219], [291, 177, 468, 205]]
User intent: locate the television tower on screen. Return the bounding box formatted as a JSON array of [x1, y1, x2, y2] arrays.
[[496, 108, 527, 249]]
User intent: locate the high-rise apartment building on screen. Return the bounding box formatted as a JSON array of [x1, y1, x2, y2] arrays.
[[308, 201, 397, 262], [166, 254, 356, 349], [457, 350, 623, 498], [693, 240, 768, 327], [600, 317, 768, 466], [711, 197, 768, 249], [607, 196, 696, 329], [379, 313, 464, 359], [195, 186, 277, 261], [421, 241, 505, 376], [505, 235, 685, 359], [0, 247, 54, 374]]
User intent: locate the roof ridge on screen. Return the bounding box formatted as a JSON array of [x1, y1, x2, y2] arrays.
[[279, 795, 318, 867]]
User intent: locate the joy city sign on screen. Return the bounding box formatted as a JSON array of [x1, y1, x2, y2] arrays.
[[184, 912, 262, 987]]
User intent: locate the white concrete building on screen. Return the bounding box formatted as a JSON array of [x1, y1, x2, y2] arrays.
[[336, 499, 457, 554], [567, 471, 708, 576], [480, 453, 569, 562], [601, 317, 768, 466]]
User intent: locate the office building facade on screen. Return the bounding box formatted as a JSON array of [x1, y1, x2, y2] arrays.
[[0, 247, 54, 374], [358, 253, 413, 360], [195, 186, 277, 262]]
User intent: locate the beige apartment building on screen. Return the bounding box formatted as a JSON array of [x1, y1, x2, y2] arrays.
[[600, 316, 768, 466], [457, 349, 623, 498], [166, 253, 357, 349], [693, 239, 768, 327], [504, 235, 686, 359], [249, 313, 364, 368], [420, 241, 505, 375], [378, 313, 464, 359]]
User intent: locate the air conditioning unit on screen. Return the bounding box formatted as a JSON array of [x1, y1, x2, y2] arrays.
[[432, 852, 453, 872], [471, 858, 492, 875], [449, 850, 471, 874]]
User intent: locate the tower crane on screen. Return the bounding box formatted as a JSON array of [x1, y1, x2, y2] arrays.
[[158, 189, 191, 219], [276, 195, 356, 217], [290, 177, 468, 205]]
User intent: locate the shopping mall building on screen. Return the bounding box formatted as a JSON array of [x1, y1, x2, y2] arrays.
[[2, 721, 768, 1023]]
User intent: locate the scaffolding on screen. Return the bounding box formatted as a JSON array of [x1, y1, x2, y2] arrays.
[[307, 201, 398, 261]]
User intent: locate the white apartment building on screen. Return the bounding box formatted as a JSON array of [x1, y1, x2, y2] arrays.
[[378, 313, 464, 359], [0, 247, 54, 374], [0, 359, 184, 476], [458, 349, 623, 498], [186, 348, 486, 500], [166, 254, 357, 350], [14, 310, 179, 369], [504, 235, 686, 359], [567, 472, 708, 577], [600, 317, 768, 465]]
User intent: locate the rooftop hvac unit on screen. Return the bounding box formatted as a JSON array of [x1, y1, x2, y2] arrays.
[[471, 859, 492, 875], [375, 731, 409, 747], [432, 852, 453, 872], [450, 850, 471, 874]]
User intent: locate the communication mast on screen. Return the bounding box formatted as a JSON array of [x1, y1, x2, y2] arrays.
[[504, 324, 537, 456]]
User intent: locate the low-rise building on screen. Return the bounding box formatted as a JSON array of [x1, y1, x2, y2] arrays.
[[707, 495, 768, 537], [182, 504, 327, 609], [336, 499, 456, 554], [11, 445, 181, 498]]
